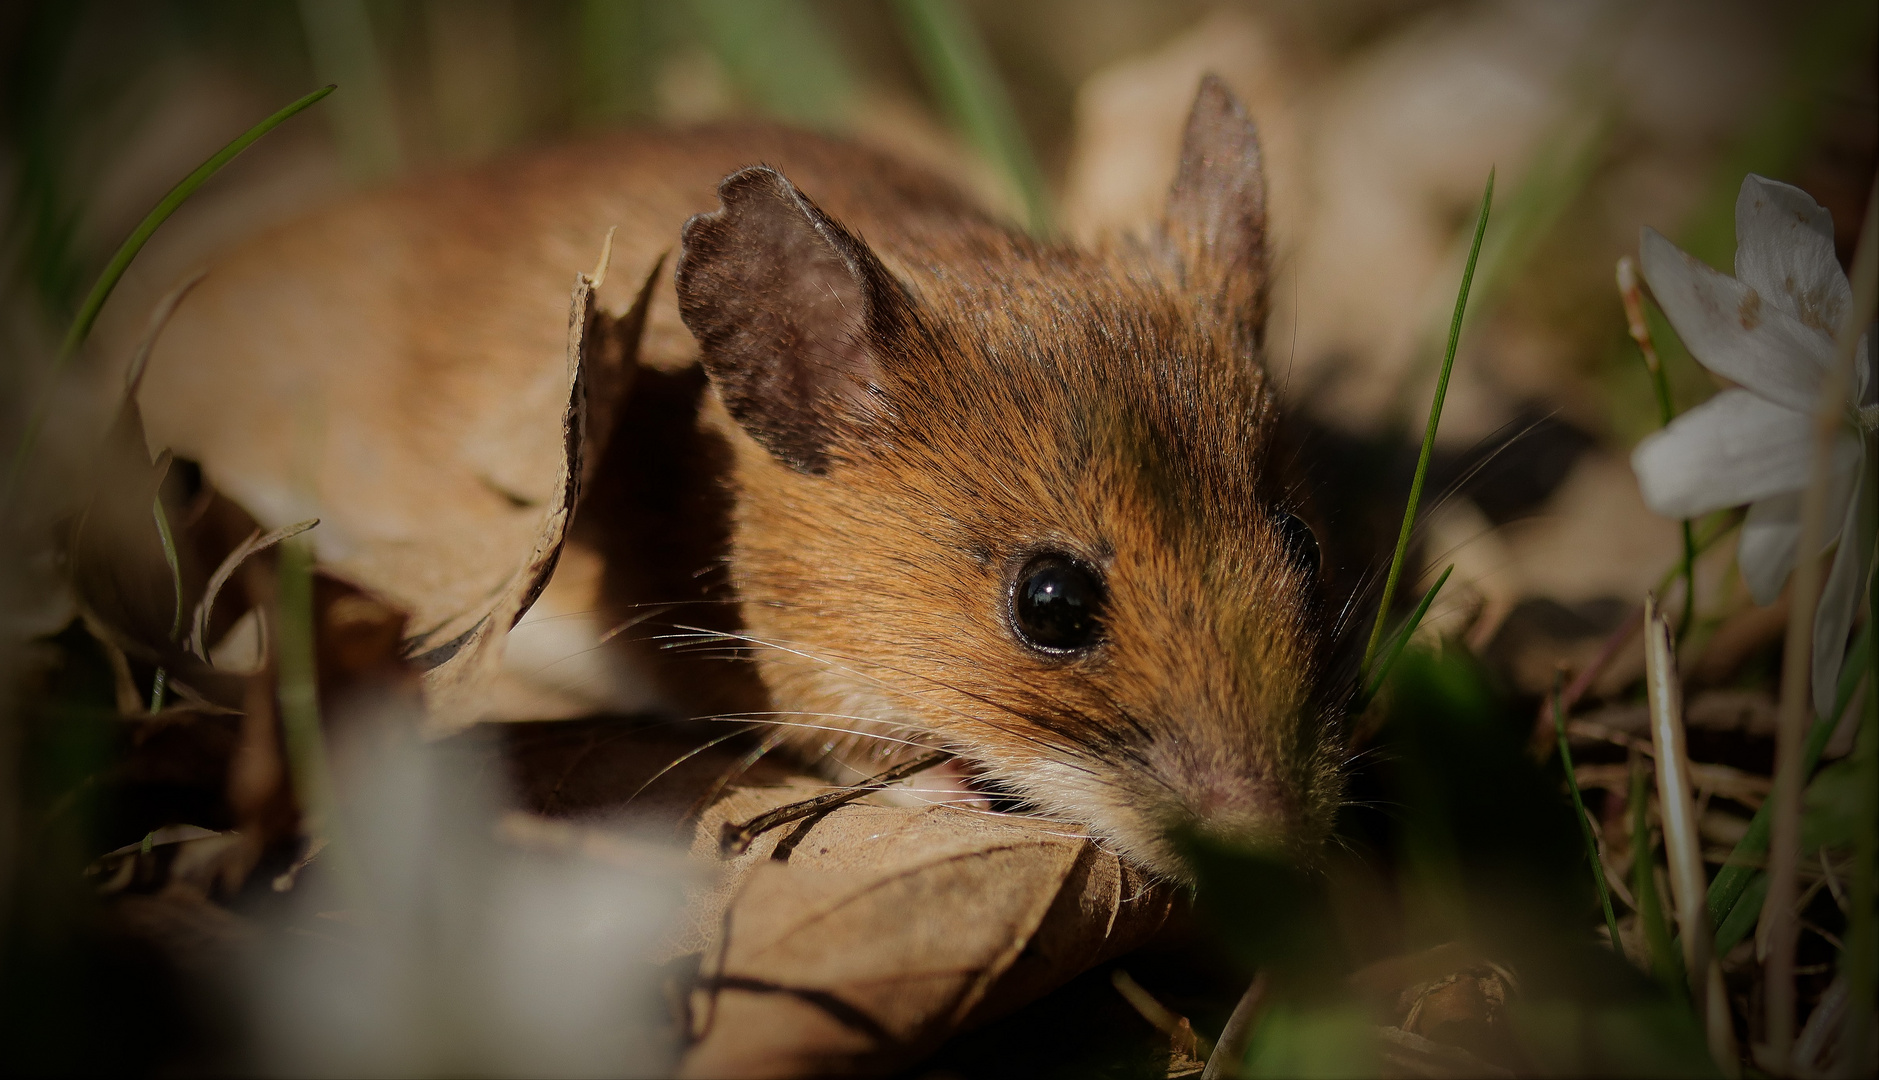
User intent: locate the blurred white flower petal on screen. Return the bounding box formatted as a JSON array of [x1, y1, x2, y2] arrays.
[[1733, 174, 1851, 336], [1737, 492, 1803, 606], [1630, 389, 1816, 516], [1631, 173, 1874, 714], [1640, 226, 1831, 412]]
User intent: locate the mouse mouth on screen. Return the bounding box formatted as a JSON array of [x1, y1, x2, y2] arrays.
[[897, 754, 1037, 815]]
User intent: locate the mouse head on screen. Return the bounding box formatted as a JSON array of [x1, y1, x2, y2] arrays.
[[675, 77, 1342, 881]]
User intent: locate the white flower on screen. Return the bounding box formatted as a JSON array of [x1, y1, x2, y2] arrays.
[[1631, 175, 1875, 716]]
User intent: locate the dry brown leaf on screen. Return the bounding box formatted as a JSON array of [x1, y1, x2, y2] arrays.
[[406, 262, 599, 731], [675, 780, 1175, 1078]]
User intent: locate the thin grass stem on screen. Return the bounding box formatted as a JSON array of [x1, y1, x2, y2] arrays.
[[1363, 170, 1493, 674], [1556, 671, 1623, 953], [2, 85, 335, 507]]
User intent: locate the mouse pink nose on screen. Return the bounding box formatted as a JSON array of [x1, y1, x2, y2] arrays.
[[1184, 776, 1293, 835]]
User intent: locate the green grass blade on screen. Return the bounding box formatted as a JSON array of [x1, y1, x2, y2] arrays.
[[1707, 617, 1874, 928], [892, 0, 1051, 235], [1360, 564, 1452, 705], [3, 84, 335, 507], [1713, 873, 1768, 958], [1362, 169, 1494, 674], [297, 1, 398, 179], [688, 0, 854, 128], [1556, 675, 1624, 953]]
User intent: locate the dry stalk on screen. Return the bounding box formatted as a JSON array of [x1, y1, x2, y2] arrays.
[[1643, 595, 1739, 1075], [1765, 178, 1879, 1064]]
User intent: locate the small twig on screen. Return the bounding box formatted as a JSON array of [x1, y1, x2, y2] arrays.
[[1766, 175, 1879, 1063], [718, 750, 951, 855], [1201, 972, 1268, 1080], [1112, 970, 1211, 1061]]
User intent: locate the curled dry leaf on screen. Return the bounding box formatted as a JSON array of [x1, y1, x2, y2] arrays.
[[407, 256, 635, 731], [674, 780, 1176, 1079], [140, 232, 663, 727]]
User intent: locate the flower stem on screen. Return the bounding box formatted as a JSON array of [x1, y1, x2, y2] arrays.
[[1764, 175, 1878, 1063], [1617, 256, 1698, 642]]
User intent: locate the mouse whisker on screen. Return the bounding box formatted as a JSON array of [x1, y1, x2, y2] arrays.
[[624, 723, 763, 808], [682, 727, 792, 826], [660, 625, 1103, 775]]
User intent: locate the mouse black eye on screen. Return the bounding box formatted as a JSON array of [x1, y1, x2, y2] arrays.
[[1276, 512, 1319, 576], [1010, 555, 1106, 654]]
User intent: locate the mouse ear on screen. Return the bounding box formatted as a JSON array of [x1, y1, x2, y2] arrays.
[[1162, 75, 1269, 337], [676, 165, 901, 475]]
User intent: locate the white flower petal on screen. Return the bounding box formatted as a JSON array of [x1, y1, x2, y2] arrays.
[[1738, 491, 1801, 606], [1640, 228, 1832, 411], [1631, 389, 1812, 517], [1736, 449, 1863, 606], [1812, 465, 1873, 719], [1734, 175, 1849, 336]]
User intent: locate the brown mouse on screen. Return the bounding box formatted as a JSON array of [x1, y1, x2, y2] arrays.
[[140, 76, 1343, 881]]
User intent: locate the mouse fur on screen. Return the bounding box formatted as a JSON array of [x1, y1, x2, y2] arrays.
[[665, 77, 1343, 878], [137, 76, 1346, 882]]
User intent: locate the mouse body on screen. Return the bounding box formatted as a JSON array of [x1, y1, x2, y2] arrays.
[[141, 77, 1344, 881]]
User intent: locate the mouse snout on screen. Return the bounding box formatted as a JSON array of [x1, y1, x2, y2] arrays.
[[1175, 771, 1300, 847], [1141, 739, 1312, 852]]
